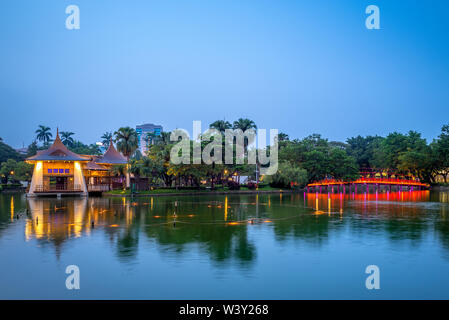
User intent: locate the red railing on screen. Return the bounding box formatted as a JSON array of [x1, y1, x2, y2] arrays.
[[307, 177, 429, 187]]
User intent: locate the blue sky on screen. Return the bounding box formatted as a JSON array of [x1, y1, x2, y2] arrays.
[[1, 0, 448, 147]]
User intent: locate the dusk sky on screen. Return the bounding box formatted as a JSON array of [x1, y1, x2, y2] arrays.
[[1, 0, 448, 148]]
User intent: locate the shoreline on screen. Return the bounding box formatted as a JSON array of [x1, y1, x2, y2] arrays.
[[104, 189, 299, 197], [432, 185, 449, 191]]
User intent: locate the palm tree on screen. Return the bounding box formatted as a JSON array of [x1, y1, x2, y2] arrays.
[[145, 132, 157, 147], [278, 132, 289, 142], [114, 127, 138, 159], [60, 131, 75, 147], [233, 118, 258, 183], [35, 125, 52, 145], [110, 165, 127, 189], [101, 132, 113, 149], [231, 118, 257, 150], [152, 131, 171, 146], [232, 118, 257, 132], [114, 127, 139, 188], [210, 120, 232, 134]]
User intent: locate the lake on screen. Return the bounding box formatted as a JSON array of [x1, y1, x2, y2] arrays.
[[1, 191, 449, 299]]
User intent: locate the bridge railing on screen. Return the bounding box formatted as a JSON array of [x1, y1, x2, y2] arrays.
[[307, 177, 429, 187]]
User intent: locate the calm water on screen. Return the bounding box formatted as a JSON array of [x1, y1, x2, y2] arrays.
[[1, 191, 449, 299]]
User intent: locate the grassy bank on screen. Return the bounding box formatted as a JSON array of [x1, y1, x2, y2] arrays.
[[105, 186, 296, 197]]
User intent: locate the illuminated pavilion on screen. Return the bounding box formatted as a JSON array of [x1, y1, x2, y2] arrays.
[[26, 130, 127, 197]]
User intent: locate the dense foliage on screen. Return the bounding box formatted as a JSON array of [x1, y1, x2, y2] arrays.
[[0, 141, 23, 163], [1, 122, 449, 187], [0, 159, 33, 184]]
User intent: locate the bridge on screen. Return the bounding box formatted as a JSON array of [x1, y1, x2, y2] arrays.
[[306, 173, 430, 193]]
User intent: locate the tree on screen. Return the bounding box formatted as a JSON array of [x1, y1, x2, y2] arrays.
[[14, 162, 33, 182], [265, 161, 308, 188], [114, 127, 139, 160], [329, 141, 348, 150], [60, 131, 75, 147], [145, 132, 157, 148], [69, 141, 101, 155], [114, 127, 139, 188], [110, 165, 127, 189], [0, 140, 23, 163], [278, 132, 289, 142], [372, 132, 409, 171], [346, 135, 384, 170], [210, 120, 232, 134], [35, 125, 52, 145], [278, 134, 359, 183], [232, 118, 257, 131], [156, 131, 172, 146], [328, 148, 359, 181], [129, 159, 143, 190], [395, 131, 432, 180], [433, 124, 449, 183], [101, 132, 113, 149], [26, 141, 38, 157], [0, 159, 19, 183]]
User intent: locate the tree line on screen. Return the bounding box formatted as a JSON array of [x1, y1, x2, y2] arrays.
[[1, 121, 448, 187]]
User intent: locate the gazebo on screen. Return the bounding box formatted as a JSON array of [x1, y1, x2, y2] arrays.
[[26, 131, 128, 197], [26, 130, 90, 196]]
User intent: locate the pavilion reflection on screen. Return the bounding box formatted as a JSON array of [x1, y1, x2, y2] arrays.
[[26, 197, 89, 242], [22, 196, 258, 266]]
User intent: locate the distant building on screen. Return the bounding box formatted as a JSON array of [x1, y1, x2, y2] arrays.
[[16, 147, 28, 155], [136, 123, 163, 155]]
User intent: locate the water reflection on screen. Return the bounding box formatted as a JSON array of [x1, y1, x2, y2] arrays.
[[1, 191, 449, 266]]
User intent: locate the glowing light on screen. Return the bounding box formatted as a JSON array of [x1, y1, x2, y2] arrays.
[[227, 222, 239, 225], [10, 197, 14, 222], [224, 196, 228, 221]]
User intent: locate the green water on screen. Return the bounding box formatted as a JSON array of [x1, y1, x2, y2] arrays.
[[1, 191, 449, 299]]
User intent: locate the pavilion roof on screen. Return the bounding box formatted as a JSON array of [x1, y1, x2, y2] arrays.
[[26, 129, 89, 162], [95, 140, 127, 165], [84, 161, 109, 171]]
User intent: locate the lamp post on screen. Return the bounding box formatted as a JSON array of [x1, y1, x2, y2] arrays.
[[255, 166, 259, 185]]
